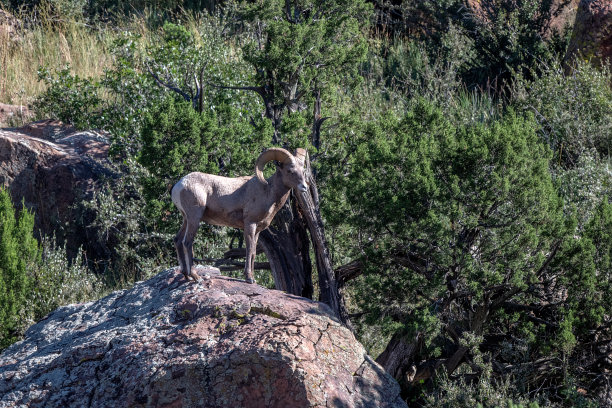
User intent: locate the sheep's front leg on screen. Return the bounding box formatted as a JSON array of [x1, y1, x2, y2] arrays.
[[244, 223, 257, 284], [251, 231, 260, 276]]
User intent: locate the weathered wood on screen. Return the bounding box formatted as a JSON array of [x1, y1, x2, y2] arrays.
[[217, 262, 271, 272], [295, 169, 352, 329], [210, 65, 350, 328], [258, 200, 314, 299], [335, 259, 364, 287], [222, 246, 264, 259], [376, 331, 423, 380]]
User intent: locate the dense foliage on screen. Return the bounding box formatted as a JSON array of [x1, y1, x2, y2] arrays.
[[0, 189, 38, 348], [0, 190, 100, 348], [1, 0, 611, 405], [138, 95, 270, 224], [321, 100, 610, 404]]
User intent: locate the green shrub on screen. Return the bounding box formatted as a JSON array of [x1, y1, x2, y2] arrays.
[[0, 189, 104, 350], [424, 368, 548, 408], [34, 66, 103, 130], [376, 0, 572, 91], [81, 158, 176, 285], [0, 189, 39, 349], [556, 150, 612, 227], [380, 36, 468, 107], [512, 60, 612, 167], [28, 238, 103, 325]]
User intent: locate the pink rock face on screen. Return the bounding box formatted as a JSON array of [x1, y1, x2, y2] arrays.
[[0, 120, 112, 259], [0, 267, 407, 408], [565, 0, 612, 67]]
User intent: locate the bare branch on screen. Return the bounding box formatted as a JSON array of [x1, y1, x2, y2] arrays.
[[207, 82, 266, 99], [536, 239, 562, 277], [335, 259, 363, 286], [147, 67, 192, 103]]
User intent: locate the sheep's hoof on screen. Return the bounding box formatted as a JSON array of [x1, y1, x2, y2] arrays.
[[189, 272, 201, 282], [245, 277, 255, 284], [177, 269, 194, 282]]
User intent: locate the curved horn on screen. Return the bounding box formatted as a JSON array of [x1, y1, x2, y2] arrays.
[[255, 148, 294, 184]]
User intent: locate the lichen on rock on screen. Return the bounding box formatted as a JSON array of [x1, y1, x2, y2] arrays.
[[0, 266, 407, 408]]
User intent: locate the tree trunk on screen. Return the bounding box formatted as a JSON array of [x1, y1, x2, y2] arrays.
[[376, 331, 423, 380], [258, 199, 314, 299], [295, 171, 352, 328]]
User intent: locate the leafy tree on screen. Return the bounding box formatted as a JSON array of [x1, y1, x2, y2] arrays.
[[233, 0, 371, 143], [145, 22, 245, 113], [0, 189, 39, 349], [194, 0, 373, 323], [321, 99, 605, 402]]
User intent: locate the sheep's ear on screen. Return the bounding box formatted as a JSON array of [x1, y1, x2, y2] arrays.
[[294, 148, 307, 166]]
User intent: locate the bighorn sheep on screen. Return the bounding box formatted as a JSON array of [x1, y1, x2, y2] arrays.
[[171, 147, 309, 283]]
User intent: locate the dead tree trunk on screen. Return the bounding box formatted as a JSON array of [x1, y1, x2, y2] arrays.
[[295, 167, 352, 328], [258, 199, 314, 299]]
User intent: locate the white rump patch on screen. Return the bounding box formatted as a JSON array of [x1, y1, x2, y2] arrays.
[[171, 179, 185, 214]]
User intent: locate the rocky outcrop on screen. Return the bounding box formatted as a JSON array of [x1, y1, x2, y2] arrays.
[[565, 0, 612, 67], [0, 8, 19, 39], [0, 103, 32, 127], [0, 266, 407, 408], [465, 0, 578, 36], [549, 0, 580, 37], [0, 120, 113, 260]]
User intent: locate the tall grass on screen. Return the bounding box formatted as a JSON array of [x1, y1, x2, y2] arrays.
[[0, 7, 222, 109], [0, 8, 161, 107], [1, 22, 106, 104]]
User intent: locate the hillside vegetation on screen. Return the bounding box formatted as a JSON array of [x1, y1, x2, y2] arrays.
[[0, 0, 611, 406]]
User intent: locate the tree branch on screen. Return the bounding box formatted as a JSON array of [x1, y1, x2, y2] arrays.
[[335, 259, 363, 287], [207, 82, 266, 99], [147, 67, 192, 103]]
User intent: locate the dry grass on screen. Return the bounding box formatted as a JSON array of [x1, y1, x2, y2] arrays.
[[0, 15, 114, 106], [0, 7, 228, 126], [0, 5, 163, 109]]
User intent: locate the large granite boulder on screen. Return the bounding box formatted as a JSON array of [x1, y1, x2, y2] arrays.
[[0, 266, 407, 408], [0, 120, 113, 260], [565, 0, 612, 67]]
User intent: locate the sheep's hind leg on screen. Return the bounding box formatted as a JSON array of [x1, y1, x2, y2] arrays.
[[183, 218, 203, 282], [174, 218, 188, 278]]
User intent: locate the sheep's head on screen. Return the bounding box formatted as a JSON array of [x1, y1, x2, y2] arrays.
[[255, 148, 308, 193]]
